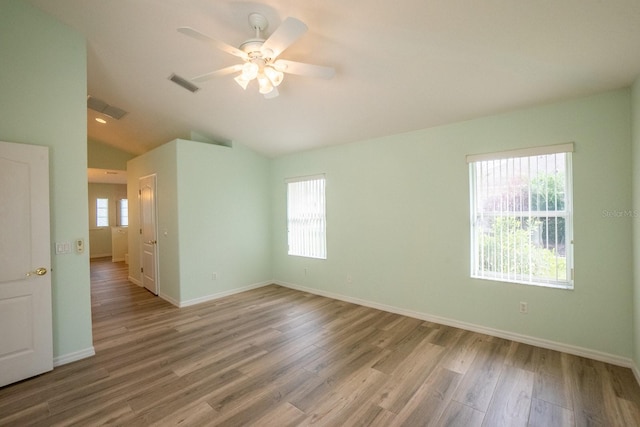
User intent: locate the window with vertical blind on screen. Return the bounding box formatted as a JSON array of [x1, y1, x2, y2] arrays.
[[118, 199, 128, 227], [468, 143, 574, 289], [287, 175, 326, 259], [96, 198, 109, 227]]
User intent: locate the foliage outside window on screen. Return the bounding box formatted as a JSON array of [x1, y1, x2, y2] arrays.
[[287, 175, 326, 259], [96, 198, 109, 227], [468, 144, 573, 288]]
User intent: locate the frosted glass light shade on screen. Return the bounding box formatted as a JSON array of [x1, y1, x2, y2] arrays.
[[264, 66, 284, 87]]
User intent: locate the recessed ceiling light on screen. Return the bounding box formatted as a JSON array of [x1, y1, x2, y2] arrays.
[[95, 118, 107, 124]]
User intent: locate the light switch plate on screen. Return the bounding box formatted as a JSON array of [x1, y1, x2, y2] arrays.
[[75, 238, 84, 254], [55, 241, 72, 254]]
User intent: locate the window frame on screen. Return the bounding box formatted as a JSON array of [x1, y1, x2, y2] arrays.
[[117, 198, 128, 227], [286, 174, 327, 260], [96, 197, 109, 228], [467, 143, 574, 289]]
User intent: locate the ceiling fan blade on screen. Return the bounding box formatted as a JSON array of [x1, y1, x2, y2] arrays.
[[191, 64, 244, 83], [264, 87, 279, 99], [274, 59, 335, 79], [260, 17, 308, 59], [177, 27, 248, 60]]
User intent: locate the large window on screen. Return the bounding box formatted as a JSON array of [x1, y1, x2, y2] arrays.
[[287, 175, 326, 259], [468, 143, 573, 289], [96, 198, 109, 227]]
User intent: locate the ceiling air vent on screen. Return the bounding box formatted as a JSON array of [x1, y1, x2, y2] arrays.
[[87, 96, 128, 120], [169, 74, 199, 93]]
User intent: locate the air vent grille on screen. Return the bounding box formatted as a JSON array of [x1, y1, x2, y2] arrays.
[[169, 74, 199, 93], [87, 96, 128, 120]]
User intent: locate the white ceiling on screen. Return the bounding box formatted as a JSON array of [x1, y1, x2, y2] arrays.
[[28, 0, 640, 158]]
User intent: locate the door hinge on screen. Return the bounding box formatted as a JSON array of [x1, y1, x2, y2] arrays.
[[141, 267, 144, 273], [139, 189, 141, 196], [139, 228, 142, 235]]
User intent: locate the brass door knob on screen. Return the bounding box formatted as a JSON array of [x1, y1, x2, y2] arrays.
[[26, 267, 47, 277]]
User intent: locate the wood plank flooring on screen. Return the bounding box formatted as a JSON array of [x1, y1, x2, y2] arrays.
[[1, 258, 639, 426]]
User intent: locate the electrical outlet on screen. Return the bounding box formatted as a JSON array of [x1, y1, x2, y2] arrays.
[[519, 301, 528, 314], [212, 272, 217, 281], [346, 274, 353, 284]]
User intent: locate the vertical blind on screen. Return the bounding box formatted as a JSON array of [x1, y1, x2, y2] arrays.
[[287, 175, 326, 259], [468, 144, 573, 288], [96, 198, 109, 227]]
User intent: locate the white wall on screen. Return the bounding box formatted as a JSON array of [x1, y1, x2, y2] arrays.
[[271, 89, 634, 363]]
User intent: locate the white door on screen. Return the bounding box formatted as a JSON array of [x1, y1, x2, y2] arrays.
[[0, 141, 53, 387], [139, 174, 158, 295]]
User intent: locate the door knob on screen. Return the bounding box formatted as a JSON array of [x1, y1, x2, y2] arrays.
[[146, 240, 157, 244], [26, 267, 47, 277]]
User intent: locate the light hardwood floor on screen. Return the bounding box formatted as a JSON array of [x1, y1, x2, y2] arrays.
[[1, 258, 639, 426]]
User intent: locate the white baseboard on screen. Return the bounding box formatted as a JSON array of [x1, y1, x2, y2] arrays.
[[178, 280, 273, 308], [128, 275, 142, 287], [90, 253, 111, 259], [160, 292, 180, 307], [275, 280, 635, 370], [633, 363, 640, 386], [53, 346, 95, 367]]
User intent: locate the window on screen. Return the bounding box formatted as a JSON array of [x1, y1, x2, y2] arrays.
[[96, 198, 109, 227], [118, 199, 128, 226], [287, 175, 326, 259], [468, 143, 573, 288]]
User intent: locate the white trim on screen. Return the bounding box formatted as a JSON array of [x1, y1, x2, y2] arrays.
[[274, 280, 635, 369], [466, 142, 574, 163], [284, 173, 325, 184], [178, 281, 273, 308], [633, 362, 640, 387], [160, 292, 180, 307], [90, 253, 111, 259], [53, 347, 95, 367], [128, 275, 142, 286]]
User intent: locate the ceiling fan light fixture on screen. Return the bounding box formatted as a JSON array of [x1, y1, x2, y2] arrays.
[[241, 62, 259, 80], [234, 75, 250, 90], [257, 74, 274, 94], [264, 66, 284, 87]]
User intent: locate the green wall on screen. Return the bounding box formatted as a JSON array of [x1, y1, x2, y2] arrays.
[[0, 0, 92, 362], [5, 0, 638, 372], [632, 77, 640, 371], [88, 138, 135, 170], [127, 141, 180, 302], [271, 89, 634, 360], [127, 139, 271, 305], [176, 141, 272, 302]]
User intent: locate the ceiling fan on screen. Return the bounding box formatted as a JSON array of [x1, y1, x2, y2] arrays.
[[178, 13, 335, 98]]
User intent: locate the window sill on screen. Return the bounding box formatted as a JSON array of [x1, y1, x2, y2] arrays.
[[471, 274, 573, 290]]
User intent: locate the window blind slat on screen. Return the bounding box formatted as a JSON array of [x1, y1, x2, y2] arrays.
[[287, 176, 326, 259]]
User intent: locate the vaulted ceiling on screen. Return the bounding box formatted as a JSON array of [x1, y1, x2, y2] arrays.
[[29, 0, 640, 157]]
